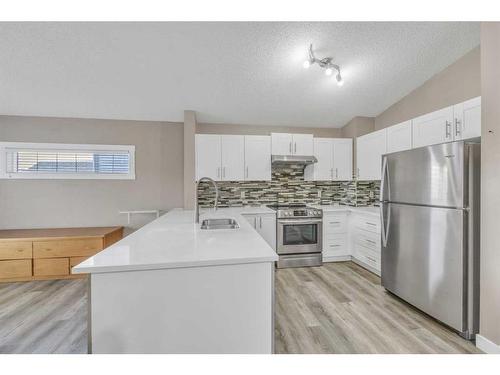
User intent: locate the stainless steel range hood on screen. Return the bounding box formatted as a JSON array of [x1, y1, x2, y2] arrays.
[[271, 155, 318, 165]]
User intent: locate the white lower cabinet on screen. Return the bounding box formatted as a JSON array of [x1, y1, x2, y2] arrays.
[[321, 210, 381, 275], [322, 212, 349, 260], [242, 213, 276, 251]]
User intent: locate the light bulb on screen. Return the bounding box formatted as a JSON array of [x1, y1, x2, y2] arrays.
[[303, 60, 311, 69], [336, 74, 344, 86], [325, 67, 333, 76]]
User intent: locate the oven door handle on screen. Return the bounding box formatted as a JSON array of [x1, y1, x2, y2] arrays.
[[278, 219, 322, 225]]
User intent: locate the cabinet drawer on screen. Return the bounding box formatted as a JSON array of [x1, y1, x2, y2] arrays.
[[0, 259, 32, 279], [0, 241, 32, 260], [70, 256, 89, 269], [323, 234, 348, 256], [354, 243, 380, 265], [352, 214, 381, 233], [354, 229, 380, 251], [323, 214, 348, 234], [354, 251, 380, 271], [34, 258, 69, 276], [33, 238, 102, 258]]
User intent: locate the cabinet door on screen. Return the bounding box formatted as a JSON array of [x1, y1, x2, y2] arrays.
[[271, 133, 293, 155], [454, 97, 481, 140], [257, 214, 277, 251], [292, 134, 313, 155], [311, 138, 334, 181], [386, 120, 412, 153], [244, 136, 271, 181], [412, 106, 454, 148], [221, 135, 245, 181], [332, 138, 353, 181], [242, 214, 258, 229], [196, 135, 221, 181], [356, 129, 387, 180]]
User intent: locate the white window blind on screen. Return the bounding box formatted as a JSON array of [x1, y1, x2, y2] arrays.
[[0, 142, 135, 180]]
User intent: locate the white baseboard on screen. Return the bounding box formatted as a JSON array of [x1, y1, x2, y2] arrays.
[[476, 334, 500, 354], [323, 255, 351, 262]]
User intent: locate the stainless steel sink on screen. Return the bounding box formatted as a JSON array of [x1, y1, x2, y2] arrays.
[[200, 218, 240, 230]]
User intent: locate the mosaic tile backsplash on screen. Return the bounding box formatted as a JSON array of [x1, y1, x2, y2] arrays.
[[197, 164, 380, 208]]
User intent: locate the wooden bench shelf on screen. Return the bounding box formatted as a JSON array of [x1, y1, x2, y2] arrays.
[[0, 227, 123, 282]]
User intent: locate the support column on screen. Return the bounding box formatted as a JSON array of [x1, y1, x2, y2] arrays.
[[183, 110, 196, 209]]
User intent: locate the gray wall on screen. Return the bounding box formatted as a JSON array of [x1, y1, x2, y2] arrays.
[[374, 46, 481, 130], [0, 116, 184, 231], [197, 122, 342, 138], [479, 23, 500, 347]]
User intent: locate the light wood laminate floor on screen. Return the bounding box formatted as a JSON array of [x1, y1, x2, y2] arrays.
[[0, 262, 480, 354], [0, 278, 88, 354], [275, 262, 480, 354]]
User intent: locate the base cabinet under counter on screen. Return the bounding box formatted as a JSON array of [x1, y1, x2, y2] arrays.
[[320, 209, 381, 275], [0, 226, 123, 282]]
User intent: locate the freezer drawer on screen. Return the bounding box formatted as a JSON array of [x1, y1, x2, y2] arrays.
[[381, 203, 465, 332]]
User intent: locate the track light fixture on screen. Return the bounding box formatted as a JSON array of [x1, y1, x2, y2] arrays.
[[303, 44, 343, 86]]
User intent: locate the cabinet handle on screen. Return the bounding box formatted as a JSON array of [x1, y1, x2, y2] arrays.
[[357, 168, 360, 178], [223, 167, 226, 178], [329, 221, 341, 224], [365, 239, 376, 244], [365, 222, 376, 226], [260, 216, 262, 228], [329, 244, 341, 247], [366, 255, 377, 263], [330, 168, 333, 179], [455, 118, 461, 137], [336, 168, 338, 179], [445, 120, 451, 139], [294, 142, 297, 154], [289, 142, 292, 154], [217, 167, 220, 178], [254, 217, 257, 228], [246, 166, 249, 179]]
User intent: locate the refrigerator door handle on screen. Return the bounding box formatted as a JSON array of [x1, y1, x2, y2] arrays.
[[380, 156, 389, 202], [380, 202, 391, 248]]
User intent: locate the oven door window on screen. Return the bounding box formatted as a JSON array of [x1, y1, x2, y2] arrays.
[[282, 224, 318, 246]]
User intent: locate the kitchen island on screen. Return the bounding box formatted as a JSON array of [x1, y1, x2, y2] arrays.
[[73, 207, 278, 354]]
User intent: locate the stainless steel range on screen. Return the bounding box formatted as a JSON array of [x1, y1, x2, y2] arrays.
[[267, 204, 323, 268]]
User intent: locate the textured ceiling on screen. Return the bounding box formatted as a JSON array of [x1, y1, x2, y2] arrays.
[[0, 22, 479, 128]]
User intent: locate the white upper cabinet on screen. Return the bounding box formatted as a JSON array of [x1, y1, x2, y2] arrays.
[[271, 133, 313, 156], [196, 134, 244, 181], [271, 133, 293, 155], [305, 138, 352, 181], [454, 96, 481, 141], [196, 134, 221, 181], [356, 129, 387, 181], [333, 139, 353, 181], [307, 138, 333, 180], [244, 136, 271, 181], [386, 120, 412, 153], [292, 134, 314, 155], [221, 135, 245, 181], [412, 106, 454, 148]]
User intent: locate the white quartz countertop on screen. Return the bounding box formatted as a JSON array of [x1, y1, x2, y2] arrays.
[[309, 204, 381, 217], [73, 206, 278, 274]]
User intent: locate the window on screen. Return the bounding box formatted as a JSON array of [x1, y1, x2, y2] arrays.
[[0, 142, 135, 180]]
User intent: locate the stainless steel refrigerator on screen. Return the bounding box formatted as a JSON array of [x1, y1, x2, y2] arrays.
[[380, 140, 480, 339]]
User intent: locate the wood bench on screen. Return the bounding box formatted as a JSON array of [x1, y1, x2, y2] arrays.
[[0, 227, 123, 282]]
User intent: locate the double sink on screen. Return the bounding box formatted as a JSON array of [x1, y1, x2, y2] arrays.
[[200, 218, 240, 230]]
